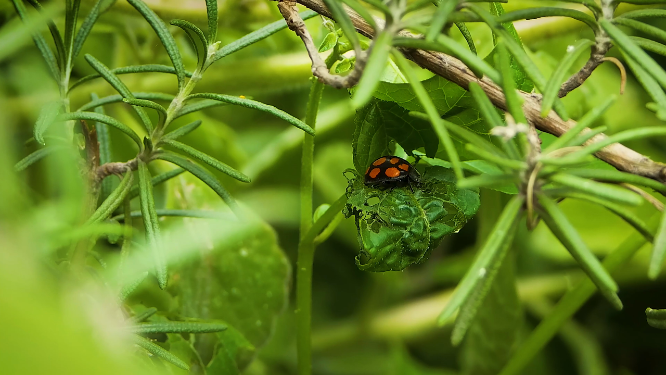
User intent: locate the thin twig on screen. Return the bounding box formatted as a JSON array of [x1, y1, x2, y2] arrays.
[[558, 35, 611, 98], [277, 1, 367, 89], [293, 0, 666, 185], [96, 158, 138, 183]]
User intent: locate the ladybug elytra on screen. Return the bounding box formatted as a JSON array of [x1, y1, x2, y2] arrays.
[[364, 155, 421, 187]]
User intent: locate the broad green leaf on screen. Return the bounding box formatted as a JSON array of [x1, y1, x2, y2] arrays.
[[352, 98, 437, 174], [127, 0, 185, 90], [173, 212, 291, 353], [137, 160, 167, 289], [33, 101, 61, 145], [344, 166, 480, 271], [206, 328, 256, 374]]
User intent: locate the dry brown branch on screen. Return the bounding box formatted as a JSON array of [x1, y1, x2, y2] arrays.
[[96, 158, 138, 183], [277, 1, 366, 88], [558, 36, 611, 98], [292, 0, 666, 184]]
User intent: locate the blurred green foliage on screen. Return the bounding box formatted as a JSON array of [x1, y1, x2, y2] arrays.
[[2, 1, 666, 375]]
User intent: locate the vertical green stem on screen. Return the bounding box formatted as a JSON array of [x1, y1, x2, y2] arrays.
[[296, 79, 325, 375], [296, 49, 338, 375]]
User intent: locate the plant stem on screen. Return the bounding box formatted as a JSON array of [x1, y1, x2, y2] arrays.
[[296, 48, 338, 375], [296, 80, 324, 375]]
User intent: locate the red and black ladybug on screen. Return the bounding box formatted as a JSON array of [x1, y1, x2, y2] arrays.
[[364, 155, 421, 188]]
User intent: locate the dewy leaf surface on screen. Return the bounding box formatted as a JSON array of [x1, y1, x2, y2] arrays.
[[174, 207, 290, 355]]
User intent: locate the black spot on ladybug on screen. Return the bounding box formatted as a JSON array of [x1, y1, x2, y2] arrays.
[[364, 155, 420, 188]]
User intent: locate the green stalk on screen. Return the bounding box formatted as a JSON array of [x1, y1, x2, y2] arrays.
[[296, 51, 337, 375]]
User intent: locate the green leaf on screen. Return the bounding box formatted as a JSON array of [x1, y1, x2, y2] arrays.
[[133, 321, 227, 334], [211, 10, 318, 62], [162, 140, 250, 183], [549, 173, 642, 206], [393, 36, 500, 83], [351, 99, 438, 174], [112, 209, 233, 221], [77, 92, 175, 112], [630, 36, 666, 57], [130, 307, 158, 323], [622, 52, 666, 110], [341, 0, 377, 30], [187, 93, 314, 135], [14, 146, 61, 172], [71, 0, 113, 61], [323, 0, 360, 49], [174, 99, 230, 118], [127, 167, 184, 200], [58, 112, 142, 147], [33, 101, 61, 145], [646, 308, 666, 329], [567, 168, 666, 195], [438, 195, 524, 324], [541, 39, 594, 117], [426, 0, 458, 42], [70, 64, 192, 91], [174, 216, 291, 352], [601, 19, 666, 90], [373, 74, 471, 115], [63, 0, 81, 68], [345, 166, 480, 271], [25, 0, 65, 75], [351, 30, 393, 109], [543, 96, 616, 153], [122, 98, 165, 128], [318, 32, 338, 52], [127, 0, 185, 90], [170, 19, 207, 69], [133, 336, 189, 370], [85, 171, 134, 225], [10, 0, 60, 81], [206, 327, 256, 374], [613, 18, 666, 45], [649, 209, 666, 279], [137, 160, 167, 289], [205, 0, 218, 42], [91, 92, 113, 199], [455, 22, 477, 55], [538, 194, 621, 309], [163, 120, 202, 141], [84, 54, 154, 132], [155, 152, 239, 213], [392, 51, 463, 180]]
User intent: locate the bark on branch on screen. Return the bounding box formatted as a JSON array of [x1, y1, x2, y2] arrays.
[[292, 0, 666, 184]]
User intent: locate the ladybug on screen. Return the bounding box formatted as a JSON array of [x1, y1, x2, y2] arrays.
[[364, 155, 421, 188]]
